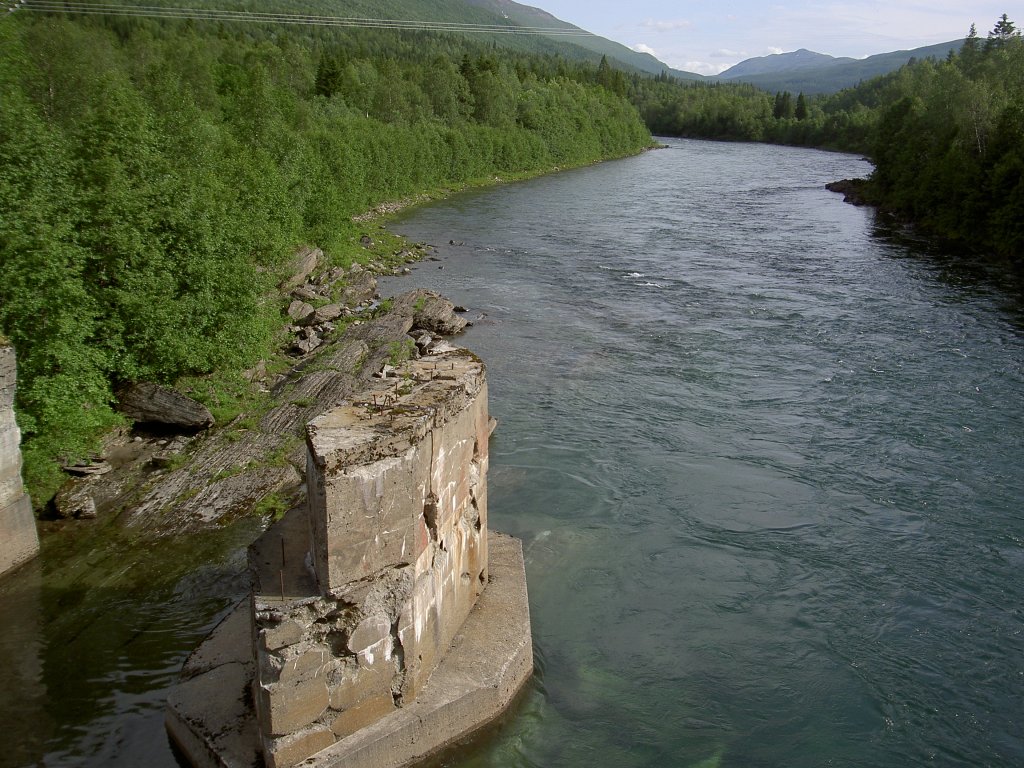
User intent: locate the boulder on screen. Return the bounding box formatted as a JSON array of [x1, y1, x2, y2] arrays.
[[117, 382, 214, 430], [290, 286, 319, 302], [290, 333, 322, 356], [299, 304, 344, 327], [286, 301, 315, 322], [279, 247, 321, 290], [315, 267, 347, 286], [63, 461, 112, 476], [392, 290, 468, 336], [337, 272, 377, 307], [55, 478, 98, 519]]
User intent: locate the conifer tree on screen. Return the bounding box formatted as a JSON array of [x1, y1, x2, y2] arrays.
[[795, 92, 808, 120]]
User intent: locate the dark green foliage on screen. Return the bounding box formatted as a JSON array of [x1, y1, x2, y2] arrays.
[[0, 10, 651, 504], [795, 93, 808, 121], [861, 26, 1024, 266], [773, 92, 794, 119]]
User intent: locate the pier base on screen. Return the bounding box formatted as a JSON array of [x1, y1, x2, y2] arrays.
[[166, 532, 532, 768]]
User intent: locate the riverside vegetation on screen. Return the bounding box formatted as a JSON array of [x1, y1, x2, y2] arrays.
[[1, 5, 1021, 510], [0, 10, 650, 505]]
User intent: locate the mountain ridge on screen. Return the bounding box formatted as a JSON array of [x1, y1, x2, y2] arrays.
[[712, 39, 964, 93], [33, 0, 966, 93], [718, 48, 855, 79]]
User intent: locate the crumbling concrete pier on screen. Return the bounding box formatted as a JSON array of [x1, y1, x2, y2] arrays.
[[167, 344, 532, 768], [0, 344, 39, 579]]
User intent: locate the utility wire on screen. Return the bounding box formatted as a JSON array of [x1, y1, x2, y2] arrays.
[[12, 0, 599, 36]]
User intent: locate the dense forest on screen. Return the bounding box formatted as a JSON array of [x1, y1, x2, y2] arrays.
[[1, 5, 1021, 506], [630, 15, 1024, 267], [0, 10, 651, 503]]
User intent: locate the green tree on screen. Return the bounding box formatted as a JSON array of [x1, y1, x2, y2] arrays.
[[987, 14, 1019, 50], [773, 91, 794, 119], [314, 52, 345, 98], [795, 92, 809, 120]]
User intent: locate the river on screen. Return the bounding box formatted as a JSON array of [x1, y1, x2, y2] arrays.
[[388, 138, 1024, 768], [1, 138, 1021, 767]]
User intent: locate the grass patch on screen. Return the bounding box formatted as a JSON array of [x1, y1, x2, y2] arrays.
[[178, 368, 272, 426], [387, 339, 415, 367], [264, 437, 302, 468], [254, 492, 288, 522]]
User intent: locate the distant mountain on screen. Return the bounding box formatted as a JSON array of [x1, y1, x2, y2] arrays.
[[718, 49, 854, 79], [714, 40, 964, 94]]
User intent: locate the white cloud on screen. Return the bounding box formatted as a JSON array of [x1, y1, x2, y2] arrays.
[[679, 60, 733, 76], [632, 43, 658, 56], [766, 46, 785, 55], [640, 18, 693, 32], [710, 48, 746, 58]]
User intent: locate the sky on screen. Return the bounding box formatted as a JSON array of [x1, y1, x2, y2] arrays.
[[532, 1, 1013, 75]]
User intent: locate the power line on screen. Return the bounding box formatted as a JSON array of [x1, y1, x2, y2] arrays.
[[12, 0, 599, 37]]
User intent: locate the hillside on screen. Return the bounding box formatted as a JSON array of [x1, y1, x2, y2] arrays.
[[28, 0, 702, 78], [715, 39, 964, 94], [464, 0, 702, 79]]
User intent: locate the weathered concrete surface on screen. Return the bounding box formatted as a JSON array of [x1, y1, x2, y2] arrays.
[[165, 532, 531, 768], [249, 346, 492, 767], [165, 601, 261, 768], [165, 293, 530, 768], [311, 532, 532, 768], [0, 345, 38, 578]]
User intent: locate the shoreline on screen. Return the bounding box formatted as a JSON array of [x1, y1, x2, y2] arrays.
[[352, 143, 660, 227]]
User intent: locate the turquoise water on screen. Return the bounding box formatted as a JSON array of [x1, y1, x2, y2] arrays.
[[391, 139, 1024, 767], [1, 138, 1021, 767]]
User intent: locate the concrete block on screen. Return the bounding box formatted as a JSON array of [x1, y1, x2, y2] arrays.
[[277, 646, 331, 685], [166, 660, 260, 768], [0, 493, 38, 578], [181, 601, 252, 680], [0, 348, 15, 409], [258, 676, 330, 737], [264, 724, 335, 768], [260, 619, 305, 652], [330, 693, 396, 739], [331, 656, 392, 707], [165, 532, 532, 768], [347, 614, 391, 656]]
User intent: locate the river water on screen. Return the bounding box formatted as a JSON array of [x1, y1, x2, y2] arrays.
[[1, 138, 1021, 767], [389, 139, 1024, 768]]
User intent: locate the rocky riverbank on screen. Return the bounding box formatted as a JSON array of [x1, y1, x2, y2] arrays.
[[825, 178, 871, 206], [48, 248, 471, 540]]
